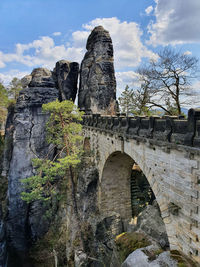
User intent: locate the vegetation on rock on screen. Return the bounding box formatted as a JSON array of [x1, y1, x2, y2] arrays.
[[21, 99, 84, 203], [115, 232, 151, 263], [170, 250, 199, 267]]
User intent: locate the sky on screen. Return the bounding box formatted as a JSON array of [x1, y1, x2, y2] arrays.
[[0, 0, 200, 101]]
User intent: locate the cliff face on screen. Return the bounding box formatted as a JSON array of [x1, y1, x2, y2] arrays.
[[78, 26, 117, 115], [1, 63, 79, 266], [7, 84, 58, 263]]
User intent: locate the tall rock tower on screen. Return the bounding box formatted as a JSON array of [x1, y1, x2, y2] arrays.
[[78, 26, 117, 114], [3, 62, 79, 265]]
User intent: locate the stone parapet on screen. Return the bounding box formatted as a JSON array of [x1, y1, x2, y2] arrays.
[[82, 109, 200, 148]]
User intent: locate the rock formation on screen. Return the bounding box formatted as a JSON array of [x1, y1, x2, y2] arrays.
[[134, 203, 169, 249], [6, 72, 59, 265], [1, 62, 79, 265], [0, 25, 187, 267], [78, 26, 117, 114], [29, 68, 56, 88], [22, 63, 79, 102], [122, 249, 177, 267], [53, 60, 79, 102]]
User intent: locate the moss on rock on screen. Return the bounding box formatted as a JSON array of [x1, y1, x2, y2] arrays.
[[170, 250, 199, 267], [115, 232, 151, 263]]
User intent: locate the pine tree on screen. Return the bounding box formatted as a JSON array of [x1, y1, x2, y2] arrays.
[[118, 85, 134, 116], [21, 99, 84, 203]]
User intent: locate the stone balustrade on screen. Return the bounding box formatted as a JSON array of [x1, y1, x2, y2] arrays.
[[82, 108, 200, 147]]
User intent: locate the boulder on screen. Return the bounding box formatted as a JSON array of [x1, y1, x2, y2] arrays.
[[78, 26, 117, 114], [122, 249, 177, 267], [129, 204, 169, 248]]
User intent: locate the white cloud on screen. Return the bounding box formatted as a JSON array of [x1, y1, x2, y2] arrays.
[[148, 0, 200, 46], [53, 32, 61, 36], [0, 70, 30, 85], [72, 31, 90, 47], [145, 6, 153, 15], [0, 36, 86, 70], [81, 17, 157, 69], [115, 71, 141, 97], [0, 17, 157, 83], [183, 51, 192, 56]]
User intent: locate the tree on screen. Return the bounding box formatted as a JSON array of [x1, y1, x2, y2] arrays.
[[118, 85, 152, 116], [138, 47, 199, 115], [21, 99, 84, 203], [131, 83, 152, 115], [118, 85, 135, 115], [0, 81, 8, 129], [8, 77, 22, 100]]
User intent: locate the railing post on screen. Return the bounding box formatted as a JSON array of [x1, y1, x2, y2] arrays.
[[185, 109, 200, 146]]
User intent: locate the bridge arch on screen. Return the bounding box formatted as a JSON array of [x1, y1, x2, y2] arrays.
[[99, 150, 169, 235], [84, 126, 200, 261], [99, 151, 134, 221]]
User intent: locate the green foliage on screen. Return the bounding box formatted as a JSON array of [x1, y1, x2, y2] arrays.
[[118, 85, 135, 116], [21, 99, 84, 203], [0, 77, 22, 129], [8, 77, 22, 100], [0, 81, 8, 127], [118, 85, 153, 116]]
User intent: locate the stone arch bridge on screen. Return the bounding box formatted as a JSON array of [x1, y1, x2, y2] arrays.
[[82, 109, 200, 263]]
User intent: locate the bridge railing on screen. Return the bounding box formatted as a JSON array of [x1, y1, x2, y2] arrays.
[[82, 109, 200, 148]]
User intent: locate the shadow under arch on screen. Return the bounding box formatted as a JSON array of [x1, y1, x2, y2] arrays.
[[99, 151, 158, 227], [99, 151, 134, 222]]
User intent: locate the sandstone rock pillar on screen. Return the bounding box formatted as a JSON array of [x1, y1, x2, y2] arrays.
[[78, 26, 117, 114]]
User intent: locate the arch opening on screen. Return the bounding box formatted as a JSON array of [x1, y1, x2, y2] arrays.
[[131, 163, 155, 218], [100, 151, 134, 222], [99, 151, 166, 239]]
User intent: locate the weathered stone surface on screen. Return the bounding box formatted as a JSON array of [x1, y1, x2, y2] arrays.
[[74, 250, 87, 267], [5, 84, 59, 264], [78, 26, 117, 114], [0, 206, 7, 267], [131, 203, 169, 248], [83, 125, 200, 264], [21, 75, 32, 89], [122, 249, 177, 267], [1, 105, 15, 178], [53, 60, 79, 102], [29, 68, 55, 88], [1, 61, 80, 265]]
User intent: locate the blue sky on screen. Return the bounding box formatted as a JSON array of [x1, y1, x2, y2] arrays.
[[0, 0, 200, 102]]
